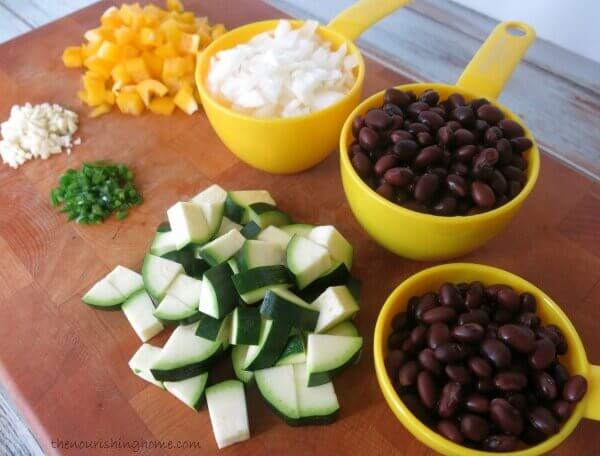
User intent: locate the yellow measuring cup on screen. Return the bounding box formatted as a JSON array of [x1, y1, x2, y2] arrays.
[[374, 263, 600, 455], [195, 0, 410, 174], [340, 21, 540, 261]]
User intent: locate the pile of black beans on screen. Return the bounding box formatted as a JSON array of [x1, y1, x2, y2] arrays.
[[385, 282, 588, 451], [349, 89, 532, 216]]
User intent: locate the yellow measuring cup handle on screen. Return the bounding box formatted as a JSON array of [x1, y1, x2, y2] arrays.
[[584, 363, 600, 420], [327, 0, 411, 42], [456, 21, 535, 100]]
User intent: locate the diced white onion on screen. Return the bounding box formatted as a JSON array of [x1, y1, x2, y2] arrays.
[[208, 20, 358, 118]]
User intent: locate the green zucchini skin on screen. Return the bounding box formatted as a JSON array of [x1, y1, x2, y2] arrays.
[[240, 221, 261, 239], [196, 314, 227, 341], [156, 310, 203, 326], [248, 203, 292, 228], [232, 265, 293, 304], [150, 349, 224, 382], [296, 262, 351, 302], [307, 350, 362, 387], [156, 221, 171, 232], [162, 247, 210, 278], [201, 263, 239, 318], [232, 306, 261, 345], [260, 290, 319, 332], [245, 320, 292, 371], [84, 302, 123, 311]]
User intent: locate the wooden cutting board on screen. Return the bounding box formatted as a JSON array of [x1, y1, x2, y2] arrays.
[[0, 1, 599, 454]]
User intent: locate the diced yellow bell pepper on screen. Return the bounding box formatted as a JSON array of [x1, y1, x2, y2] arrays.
[[173, 87, 198, 115], [96, 41, 120, 63], [166, 0, 184, 13], [211, 24, 227, 40], [149, 96, 176, 115], [62, 46, 83, 68], [119, 3, 143, 26], [83, 56, 111, 79], [142, 52, 163, 79], [111, 63, 131, 87], [179, 33, 200, 54], [162, 56, 186, 79], [101, 6, 122, 28], [136, 79, 168, 106], [89, 104, 112, 118], [83, 74, 106, 107], [114, 26, 136, 45], [81, 40, 102, 58], [177, 12, 195, 25], [84, 28, 104, 43], [139, 27, 164, 47], [121, 44, 141, 59], [116, 91, 145, 115], [154, 42, 178, 59], [104, 90, 116, 105], [124, 57, 150, 83]]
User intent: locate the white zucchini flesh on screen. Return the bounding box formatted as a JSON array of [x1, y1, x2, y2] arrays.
[[166, 274, 202, 308], [198, 201, 225, 239], [167, 201, 211, 249], [309, 225, 353, 271], [82, 278, 124, 308], [325, 320, 359, 337], [306, 334, 363, 374], [122, 290, 164, 342], [106, 265, 144, 298], [286, 235, 332, 289], [164, 373, 209, 410], [150, 231, 177, 256], [200, 229, 246, 266], [153, 295, 197, 321], [151, 322, 222, 371], [216, 216, 243, 237], [129, 344, 164, 388], [142, 254, 184, 302], [190, 184, 227, 205], [257, 225, 292, 250], [293, 363, 339, 418], [239, 240, 284, 270], [312, 286, 360, 333], [205, 380, 250, 449], [231, 345, 254, 384], [254, 364, 299, 420]]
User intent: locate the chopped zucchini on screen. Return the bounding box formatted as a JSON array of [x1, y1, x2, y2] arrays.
[[257, 225, 293, 250], [154, 295, 202, 325], [247, 202, 291, 228], [164, 373, 209, 411], [142, 254, 184, 302], [237, 240, 284, 272], [167, 201, 212, 249], [232, 265, 293, 304], [231, 345, 254, 384], [260, 288, 319, 331], [230, 306, 261, 345], [198, 229, 245, 266], [122, 289, 164, 342], [313, 286, 360, 333], [276, 335, 306, 366], [286, 235, 332, 289], [225, 190, 276, 223], [240, 221, 261, 239], [243, 318, 291, 371], [199, 263, 238, 319], [129, 344, 164, 388], [309, 225, 353, 271], [205, 380, 250, 449], [306, 334, 363, 386]]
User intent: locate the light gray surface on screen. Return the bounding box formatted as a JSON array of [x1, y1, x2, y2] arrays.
[[0, 1, 598, 455]]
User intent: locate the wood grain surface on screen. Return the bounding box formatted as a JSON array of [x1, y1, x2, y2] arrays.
[[0, 1, 598, 455]]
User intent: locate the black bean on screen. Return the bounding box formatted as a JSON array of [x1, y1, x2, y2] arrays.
[[384, 167, 414, 188], [427, 323, 451, 350], [374, 154, 398, 176], [528, 406, 559, 436], [490, 398, 523, 435], [498, 324, 535, 353], [481, 339, 512, 368], [376, 183, 394, 200], [420, 89, 439, 106], [432, 196, 457, 216], [471, 182, 496, 208], [416, 131, 435, 147], [452, 323, 485, 343], [502, 165, 526, 185], [489, 169, 508, 195], [450, 106, 475, 128], [365, 109, 391, 131], [477, 104, 504, 124], [468, 356, 493, 378], [499, 119, 525, 138], [484, 126, 503, 146], [510, 136, 533, 153], [388, 330, 409, 349], [408, 122, 430, 135], [563, 375, 588, 403], [534, 371, 558, 400], [461, 414, 489, 442], [385, 350, 406, 378], [529, 338, 556, 370], [454, 128, 475, 147], [398, 360, 420, 386], [358, 127, 379, 151], [494, 371, 528, 391], [384, 88, 411, 108], [407, 101, 430, 118], [437, 419, 464, 443], [416, 293, 439, 321], [470, 98, 489, 112], [459, 309, 490, 326], [447, 93, 466, 109], [417, 370, 438, 409], [445, 364, 472, 384], [438, 382, 462, 418], [414, 145, 443, 169], [483, 435, 519, 452], [434, 343, 467, 363], [351, 116, 364, 137], [351, 152, 372, 178], [418, 111, 445, 130], [392, 139, 418, 162], [552, 400, 574, 422], [414, 173, 440, 203], [465, 392, 490, 414]]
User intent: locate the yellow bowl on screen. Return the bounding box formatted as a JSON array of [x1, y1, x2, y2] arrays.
[[339, 22, 540, 260], [195, 0, 410, 174], [373, 263, 600, 456]]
